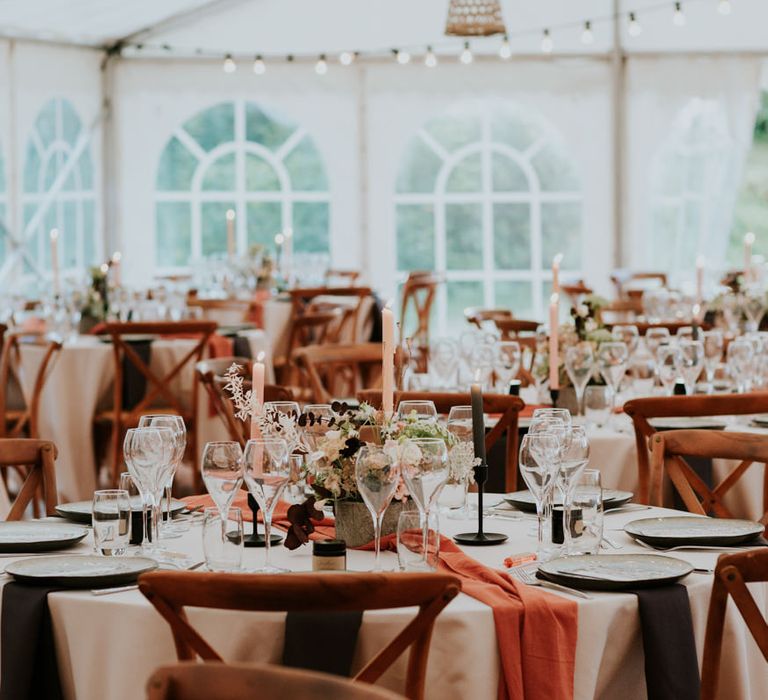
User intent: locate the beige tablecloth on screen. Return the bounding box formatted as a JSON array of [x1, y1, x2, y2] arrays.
[[0, 502, 762, 700]]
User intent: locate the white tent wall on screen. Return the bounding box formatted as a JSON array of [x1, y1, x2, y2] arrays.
[[0, 39, 103, 291], [111, 57, 360, 286]]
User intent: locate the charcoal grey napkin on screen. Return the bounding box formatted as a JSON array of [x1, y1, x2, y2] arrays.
[[282, 611, 363, 677], [122, 340, 152, 411]]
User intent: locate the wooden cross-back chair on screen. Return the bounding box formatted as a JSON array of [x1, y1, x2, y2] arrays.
[[358, 390, 525, 491], [96, 321, 217, 485], [701, 549, 768, 700], [139, 571, 461, 700], [560, 280, 593, 308], [147, 662, 406, 700], [603, 321, 712, 336], [464, 308, 513, 330], [0, 439, 58, 519], [399, 273, 441, 348], [195, 357, 294, 447], [186, 298, 257, 326], [492, 319, 541, 387], [293, 343, 390, 404], [610, 270, 668, 298], [324, 269, 362, 287], [0, 332, 62, 439], [288, 287, 373, 343], [650, 430, 768, 528], [624, 393, 768, 506]]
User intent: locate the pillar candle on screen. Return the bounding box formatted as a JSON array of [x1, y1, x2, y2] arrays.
[[695, 256, 704, 305], [744, 232, 755, 283], [382, 304, 395, 418], [470, 383, 487, 466], [49, 229, 60, 296], [226, 209, 236, 257], [250, 353, 265, 439], [552, 253, 563, 295], [111, 251, 122, 287], [549, 293, 559, 391]]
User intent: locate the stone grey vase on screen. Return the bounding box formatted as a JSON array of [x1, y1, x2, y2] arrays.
[[555, 386, 579, 415], [334, 499, 409, 548]]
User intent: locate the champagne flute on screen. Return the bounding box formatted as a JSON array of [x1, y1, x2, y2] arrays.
[[201, 441, 243, 535], [355, 445, 400, 571], [564, 344, 594, 415], [243, 437, 291, 573], [597, 341, 629, 420]]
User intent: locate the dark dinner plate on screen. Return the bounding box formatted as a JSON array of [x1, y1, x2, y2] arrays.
[[503, 489, 633, 513], [0, 522, 88, 553], [624, 516, 765, 547], [5, 555, 158, 588], [55, 498, 187, 524]]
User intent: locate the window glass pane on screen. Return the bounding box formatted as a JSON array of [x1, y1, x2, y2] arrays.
[[0, 204, 5, 264], [424, 114, 481, 153], [532, 144, 580, 191], [79, 151, 94, 189], [492, 153, 528, 191], [246, 202, 282, 249], [292, 202, 329, 253], [396, 204, 434, 271], [184, 103, 234, 152], [63, 159, 80, 192], [36, 103, 57, 148], [493, 203, 530, 270], [491, 112, 538, 151], [681, 200, 701, 261], [285, 136, 328, 191], [396, 137, 442, 193], [245, 154, 280, 191], [201, 201, 235, 256], [62, 202, 77, 268], [61, 101, 81, 144], [156, 203, 192, 267], [202, 152, 236, 191], [541, 202, 581, 268], [446, 203, 482, 270], [245, 104, 294, 151], [43, 153, 60, 190], [24, 144, 41, 193], [446, 281, 484, 333], [157, 137, 198, 191], [446, 153, 481, 193], [495, 281, 534, 318], [43, 208, 57, 270], [650, 204, 679, 269], [83, 199, 96, 265]]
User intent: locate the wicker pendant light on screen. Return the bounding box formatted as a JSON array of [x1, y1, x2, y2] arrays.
[[445, 0, 507, 37]]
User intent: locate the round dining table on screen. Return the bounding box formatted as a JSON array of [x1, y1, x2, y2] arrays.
[[1, 498, 764, 700]]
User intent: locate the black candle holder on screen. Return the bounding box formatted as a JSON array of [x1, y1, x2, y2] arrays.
[[550, 388, 560, 407], [243, 493, 283, 548], [453, 460, 508, 546]]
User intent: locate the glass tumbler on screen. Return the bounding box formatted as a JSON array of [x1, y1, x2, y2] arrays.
[[566, 470, 603, 555], [397, 510, 440, 571], [92, 489, 131, 556], [202, 507, 244, 572]]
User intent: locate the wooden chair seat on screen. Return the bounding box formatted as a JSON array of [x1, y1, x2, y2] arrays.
[[701, 549, 768, 700], [139, 572, 460, 700], [0, 439, 58, 519]]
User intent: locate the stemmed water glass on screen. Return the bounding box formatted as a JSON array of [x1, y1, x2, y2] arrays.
[[612, 325, 640, 355], [564, 344, 594, 415], [396, 400, 438, 423], [519, 432, 560, 561], [400, 437, 449, 570], [429, 338, 460, 389], [123, 427, 175, 552], [531, 407, 572, 430], [557, 427, 590, 553], [262, 401, 302, 452], [355, 445, 400, 571], [440, 406, 474, 517], [701, 330, 724, 392], [138, 414, 186, 533], [675, 340, 704, 396], [644, 327, 670, 359], [742, 290, 765, 333], [301, 404, 334, 453], [201, 441, 243, 537], [656, 345, 681, 395], [597, 342, 629, 419], [468, 342, 496, 390], [495, 341, 521, 393], [726, 338, 754, 393], [243, 437, 291, 573]]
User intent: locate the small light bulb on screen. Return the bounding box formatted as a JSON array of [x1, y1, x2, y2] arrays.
[[339, 51, 354, 66], [673, 2, 686, 25], [718, 0, 732, 15], [315, 54, 328, 75], [223, 54, 236, 73], [396, 49, 411, 65], [424, 47, 438, 68], [252, 55, 266, 74], [499, 35, 511, 59], [581, 21, 594, 45], [459, 41, 473, 65], [541, 29, 553, 54], [628, 12, 642, 36]]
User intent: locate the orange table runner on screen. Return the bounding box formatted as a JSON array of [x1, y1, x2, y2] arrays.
[[183, 493, 577, 700]]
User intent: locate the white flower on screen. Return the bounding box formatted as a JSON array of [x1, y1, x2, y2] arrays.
[[399, 441, 423, 467], [585, 318, 597, 333], [577, 304, 589, 318]]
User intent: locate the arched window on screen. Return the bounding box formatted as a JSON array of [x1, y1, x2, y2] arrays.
[[0, 145, 6, 267], [22, 98, 98, 277], [395, 102, 581, 332], [155, 100, 330, 269], [649, 98, 738, 277]]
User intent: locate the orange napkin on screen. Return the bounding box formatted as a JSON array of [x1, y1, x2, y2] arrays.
[[519, 404, 548, 418], [183, 494, 578, 700], [246, 290, 271, 327]]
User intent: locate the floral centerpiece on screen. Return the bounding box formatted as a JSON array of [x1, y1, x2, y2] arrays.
[[78, 265, 111, 333]]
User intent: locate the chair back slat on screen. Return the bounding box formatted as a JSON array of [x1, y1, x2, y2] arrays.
[[0, 439, 58, 519], [357, 390, 524, 491], [399, 273, 440, 348], [139, 572, 460, 700], [701, 549, 768, 700]]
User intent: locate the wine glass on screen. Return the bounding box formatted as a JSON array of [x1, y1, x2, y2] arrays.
[[442, 406, 474, 517], [628, 354, 656, 396], [564, 344, 594, 415], [656, 345, 682, 396], [400, 438, 449, 570], [742, 290, 765, 333], [644, 327, 670, 358], [243, 437, 291, 573], [531, 407, 572, 429], [597, 342, 629, 418], [429, 338, 459, 389], [557, 427, 590, 553], [262, 401, 302, 452], [495, 341, 521, 393], [519, 432, 559, 561], [396, 400, 438, 423], [701, 330, 723, 392], [355, 445, 400, 571], [675, 339, 704, 396], [726, 338, 754, 393], [123, 427, 174, 552], [301, 404, 334, 453], [468, 343, 496, 390], [201, 441, 243, 534], [612, 325, 640, 355], [138, 414, 186, 533]]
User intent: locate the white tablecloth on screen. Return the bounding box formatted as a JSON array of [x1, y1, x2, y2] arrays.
[[0, 501, 763, 700]]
